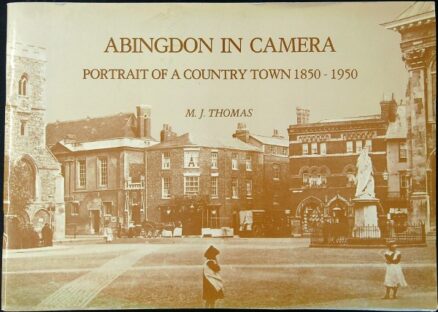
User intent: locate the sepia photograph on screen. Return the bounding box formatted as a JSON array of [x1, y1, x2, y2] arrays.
[[1, 1, 436, 310]]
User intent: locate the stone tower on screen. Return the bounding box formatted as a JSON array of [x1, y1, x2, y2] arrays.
[[4, 42, 65, 240]]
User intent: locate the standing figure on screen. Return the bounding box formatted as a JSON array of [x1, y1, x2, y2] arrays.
[[383, 241, 407, 299], [355, 148, 375, 199], [103, 224, 114, 243], [41, 223, 53, 247], [203, 245, 224, 308]]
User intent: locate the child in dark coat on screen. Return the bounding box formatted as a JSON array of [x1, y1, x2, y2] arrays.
[[203, 245, 224, 308]]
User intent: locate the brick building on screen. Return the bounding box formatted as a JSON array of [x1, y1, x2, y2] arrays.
[[47, 106, 158, 235], [145, 126, 263, 236], [4, 43, 65, 240], [233, 123, 291, 233], [383, 2, 436, 231], [288, 100, 404, 235]]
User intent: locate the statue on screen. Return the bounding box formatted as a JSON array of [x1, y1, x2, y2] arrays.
[[355, 148, 375, 199]]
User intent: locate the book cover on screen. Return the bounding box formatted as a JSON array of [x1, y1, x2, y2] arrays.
[[2, 2, 436, 310]]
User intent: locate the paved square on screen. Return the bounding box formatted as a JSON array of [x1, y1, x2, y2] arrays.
[[2, 238, 436, 310]]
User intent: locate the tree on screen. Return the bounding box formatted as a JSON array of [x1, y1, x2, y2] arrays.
[[9, 159, 35, 215]]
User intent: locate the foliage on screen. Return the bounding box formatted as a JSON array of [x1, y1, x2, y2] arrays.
[[9, 159, 35, 214]]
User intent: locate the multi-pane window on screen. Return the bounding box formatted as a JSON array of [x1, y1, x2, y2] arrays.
[[211, 152, 218, 169], [400, 173, 409, 198], [98, 157, 108, 186], [356, 140, 363, 153], [77, 160, 86, 187], [273, 164, 280, 180], [303, 174, 327, 188], [231, 178, 239, 199], [71, 202, 80, 216], [302, 143, 309, 155], [162, 152, 171, 169], [245, 153, 252, 171], [184, 176, 199, 195], [184, 151, 199, 168], [162, 177, 170, 199], [211, 176, 218, 198], [346, 141, 353, 153], [282, 147, 288, 156], [231, 153, 239, 170], [365, 140, 372, 152], [311, 142, 318, 155], [309, 175, 327, 187], [320, 143, 327, 155], [246, 180, 253, 198], [303, 173, 309, 185], [399, 142, 407, 162]]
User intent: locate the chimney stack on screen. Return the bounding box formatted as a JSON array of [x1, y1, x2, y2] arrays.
[[233, 122, 250, 143], [380, 93, 397, 123], [272, 129, 284, 138], [136, 105, 151, 138], [296, 107, 310, 125], [160, 124, 177, 142]]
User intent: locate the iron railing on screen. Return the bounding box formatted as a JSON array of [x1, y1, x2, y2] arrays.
[[310, 222, 426, 246]]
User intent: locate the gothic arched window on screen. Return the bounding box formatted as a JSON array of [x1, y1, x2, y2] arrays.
[[18, 73, 28, 96]]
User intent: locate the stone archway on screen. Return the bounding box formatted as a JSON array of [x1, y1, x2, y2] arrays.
[[32, 209, 51, 234], [296, 196, 323, 233]]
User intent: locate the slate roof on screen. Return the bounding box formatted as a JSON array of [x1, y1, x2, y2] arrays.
[[148, 133, 261, 152], [318, 114, 382, 123], [250, 134, 289, 147], [56, 137, 159, 152], [395, 2, 435, 21], [382, 2, 435, 29], [46, 113, 155, 146]]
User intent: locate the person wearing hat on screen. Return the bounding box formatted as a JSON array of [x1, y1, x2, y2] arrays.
[[383, 240, 407, 299], [202, 245, 224, 308]]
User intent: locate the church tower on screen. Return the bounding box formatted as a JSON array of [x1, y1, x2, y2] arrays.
[[4, 42, 65, 240]]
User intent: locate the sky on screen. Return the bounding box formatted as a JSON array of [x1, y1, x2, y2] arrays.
[[7, 2, 412, 140]]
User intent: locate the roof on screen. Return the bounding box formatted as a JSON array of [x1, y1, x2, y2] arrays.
[[289, 114, 385, 131], [46, 113, 155, 146], [250, 134, 289, 147], [318, 114, 381, 123], [382, 2, 435, 30], [56, 137, 159, 152], [148, 133, 262, 152], [386, 105, 408, 139]]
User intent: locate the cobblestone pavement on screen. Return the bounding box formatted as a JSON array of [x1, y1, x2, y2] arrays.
[[36, 245, 162, 310]]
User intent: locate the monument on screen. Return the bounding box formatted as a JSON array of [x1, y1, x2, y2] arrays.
[[352, 148, 381, 238]]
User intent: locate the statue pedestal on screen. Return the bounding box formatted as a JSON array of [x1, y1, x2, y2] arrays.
[[352, 198, 381, 238]]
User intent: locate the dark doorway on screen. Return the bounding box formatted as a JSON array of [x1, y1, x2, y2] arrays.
[[132, 204, 141, 225], [91, 211, 100, 234], [182, 207, 202, 235]]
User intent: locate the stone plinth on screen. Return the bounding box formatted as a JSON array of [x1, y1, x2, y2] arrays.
[[352, 198, 381, 238]]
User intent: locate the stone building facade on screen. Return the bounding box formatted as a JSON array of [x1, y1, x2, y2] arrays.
[[4, 43, 65, 240], [47, 106, 157, 235], [383, 2, 436, 231], [145, 129, 263, 235], [233, 123, 291, 234], [288, 100, 403, 235]]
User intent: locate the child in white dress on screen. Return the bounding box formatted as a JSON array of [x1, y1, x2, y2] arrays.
[[383, 241, 407, 299]]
